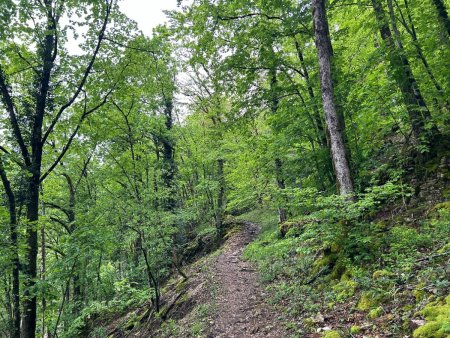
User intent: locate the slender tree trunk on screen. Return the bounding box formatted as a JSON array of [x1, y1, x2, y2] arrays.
[[400, 0, 448, 108], [432, 0, 450, 36], [23, 170, 41, 338], [268, 66, 289, 221], [162, 98, 177, 211], [371, 0, 440, 146], [312, 0, 354, 196], [294, 38, 328, 149], [216, 158, 226, 232], [274, 158, 287, 223], [0, 162, 20, 338], [40, 188, 47, 338]]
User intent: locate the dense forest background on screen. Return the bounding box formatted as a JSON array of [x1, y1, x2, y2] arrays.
[[0, 0, 449, 337]]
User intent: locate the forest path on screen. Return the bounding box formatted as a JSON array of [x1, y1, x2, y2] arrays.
[[207, 221, 288, 338]]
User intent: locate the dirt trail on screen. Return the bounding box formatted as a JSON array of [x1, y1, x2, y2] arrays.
[[208, 222, 287, 338]]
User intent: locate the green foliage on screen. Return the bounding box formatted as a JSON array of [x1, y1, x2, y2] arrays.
[[243, 188, 449, 334], [0, 0, 448, 336]]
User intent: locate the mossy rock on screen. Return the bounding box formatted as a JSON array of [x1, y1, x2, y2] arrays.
[[413, 283, 427, 302], [357, 292, 380, 311], [278, 221, 303, 238], [350, 325, 361, 334], [368, 306, 383, 319], [332, 280, 358, 302], [311, 253, 337, 276], [372, 269, 394, 280], [413, 294, 450, 338], [322, 330, 341, 338], [303, 317, 316, 328]]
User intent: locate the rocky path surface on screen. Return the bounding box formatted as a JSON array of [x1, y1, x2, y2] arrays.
[[208, 222, 288, 338]]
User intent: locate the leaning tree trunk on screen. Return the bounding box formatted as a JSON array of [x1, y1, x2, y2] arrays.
[[312, 0, 354, 196], [432, 0, 450, 36], [371, 0, 440, 147]]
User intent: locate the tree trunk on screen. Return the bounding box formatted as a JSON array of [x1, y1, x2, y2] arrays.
[[371, 0, 440, 146], [401, 0, 448, 108], [312, 0, 354, 196], [0, 162, 20, 338], [161, 97, 177, 211], [274, 158, 287, 223], [216, 158, 226, 232], [432, 0, 450, 36], [22, 168, 41, 338]]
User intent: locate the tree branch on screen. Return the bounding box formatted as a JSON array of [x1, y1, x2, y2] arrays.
[[0, 66, 31, 166], [42, 0, 113, 144]]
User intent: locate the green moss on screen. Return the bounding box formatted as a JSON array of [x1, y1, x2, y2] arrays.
[[350, 325, 361, 334], [330, 258, 347, 280], [311, 253, 337, 276], [413, 283, 427, 302], [413, 294, 450, 338], [340, 270, 352, 281], [332, 280, 358, 302], [357, 292, 380, 311], [372, 269, 394, 279], [175, 280, 186, 292], [413, 322, 448, 338], [278, 221, 303, 237], [432, 201, 450, 212], [368, 306, 383, 319], [175, 292, 189, 306], [303, 317, 315, 328], [437, 242, 450, 254], [323, 330, 341, 338]]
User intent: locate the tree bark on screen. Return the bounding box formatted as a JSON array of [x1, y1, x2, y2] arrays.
[[399, 0, 448, 108], [274, 158, 287, 223], [312, 0, 354, 196], [216, 158, 226, 232], [371, 0, 440, 146], [0, 161, 20, 338], [432, 0, 450, 36]]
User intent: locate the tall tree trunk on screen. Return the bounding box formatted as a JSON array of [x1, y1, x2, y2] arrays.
[[22, 171, 41, 338], [274, 158, 287, 223], [161, 98, 177, 211], [268, 65, 288, 221], [215, 158, 226, 232], [0, 161, 20, 338], [293, 38, 328, 149], [40, 188, 47, 338], [432, 0, 450, 36], [312, 0, 354, 196], [400, 0, 449, 108], [371, 0, 440, 146]]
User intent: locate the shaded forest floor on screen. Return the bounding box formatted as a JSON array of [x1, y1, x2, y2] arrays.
[[205, 221, 287, 337], [86, 177, 449, 338], [88, 221, 289, 337]]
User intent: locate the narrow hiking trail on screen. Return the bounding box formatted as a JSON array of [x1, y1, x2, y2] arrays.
[[208, 222, 288, 338]]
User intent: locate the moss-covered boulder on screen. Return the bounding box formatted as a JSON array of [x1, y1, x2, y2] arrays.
[[413, 294, 450, 338], [322, 330, 341, 338], [357, 292, 380, 311]]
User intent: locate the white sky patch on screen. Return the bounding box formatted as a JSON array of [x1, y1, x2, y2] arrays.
[[66, 0, 179, 54], [118, 0, 179, 36]]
